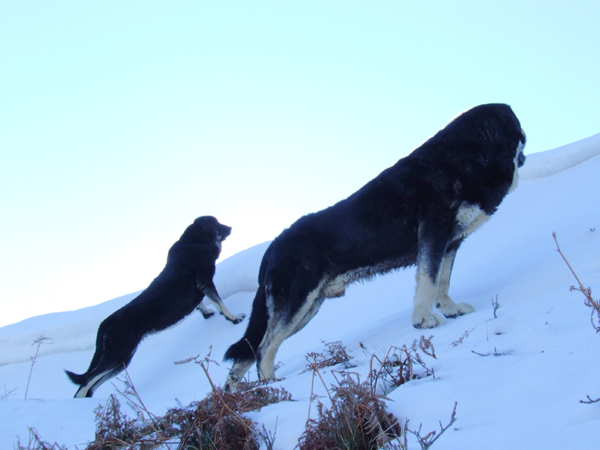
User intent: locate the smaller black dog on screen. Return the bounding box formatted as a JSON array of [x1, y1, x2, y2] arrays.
[[65, 216, 245, 398]]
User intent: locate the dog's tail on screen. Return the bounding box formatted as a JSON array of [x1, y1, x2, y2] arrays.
[[64, 370, 85, 385], [224, 283, 268, 365]]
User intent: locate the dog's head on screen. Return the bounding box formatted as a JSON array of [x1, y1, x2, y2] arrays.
[[499, 105, 526, 169], [181, 216, 232, 250], [194, 216, 232, 240], [445, 103, 526, 178], [477, 103, 527, 192], [474, 103, 525, 163]]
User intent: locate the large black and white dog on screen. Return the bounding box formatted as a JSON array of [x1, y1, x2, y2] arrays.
[[66, 216, 245, 398], [224, 103, 526, 391]]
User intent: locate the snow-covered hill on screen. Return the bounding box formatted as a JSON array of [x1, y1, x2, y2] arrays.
[[1, 133, 600, 449]]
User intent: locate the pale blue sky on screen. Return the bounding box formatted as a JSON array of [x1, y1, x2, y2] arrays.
[[1, 1, 599, 326]]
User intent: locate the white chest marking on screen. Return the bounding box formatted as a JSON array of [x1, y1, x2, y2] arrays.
[[508, 140, 525, 194], [456, 203, 490, 239]]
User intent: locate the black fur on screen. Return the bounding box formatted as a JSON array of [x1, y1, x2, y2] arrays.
[[65, 216, 239, 398], [224, 103, 526, 390]]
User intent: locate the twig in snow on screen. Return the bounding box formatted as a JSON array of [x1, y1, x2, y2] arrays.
[[471, 347, 509, 357], [404, 401, 458, 450], [579, 395, 600, 404], [492, 294, 501, 319], [24, 335, 51, 400], [553, 232, 600, 333]]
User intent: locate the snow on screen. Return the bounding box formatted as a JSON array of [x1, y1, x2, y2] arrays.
[[1, 133, 600, 449]]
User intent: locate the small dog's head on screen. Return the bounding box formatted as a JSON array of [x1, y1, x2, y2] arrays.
[[178, 217, 232, 254], [192, 216, 232, 244]]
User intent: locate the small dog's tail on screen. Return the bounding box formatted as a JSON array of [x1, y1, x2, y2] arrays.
[[64, 369, 85, 385], [224, 283, 268, 365]]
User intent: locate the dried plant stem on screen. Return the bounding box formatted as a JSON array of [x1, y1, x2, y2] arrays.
[[580, 395, 600, 404], [553, 232, 587, 289], [553, 232, 600, 333], [356, 404, 369, 450], [122, 367, 155, 420], [405, 401, 458, 450], [199, 360, 218, 392], [24, 336, 50, 400], [1, 385, 17, 400], [307, 365, 316, 425], [553, 232, 600, 405], [492, 294, 501, 319], [306, 354, 334, 404]]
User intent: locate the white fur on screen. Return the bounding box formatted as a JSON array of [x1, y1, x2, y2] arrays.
[[412, 262, 445, 328], [197, 301, 214, 317], [225, 359, 254, 391], [456, 203, 491, 239], [321, 275, 347, 298], [259, 280, 329, 380], [207, 296, 246, 322], [508, 140, 525, 193], [74, 371, 108, 398]]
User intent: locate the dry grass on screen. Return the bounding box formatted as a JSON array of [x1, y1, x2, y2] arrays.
[[14, 338, 452, 449], [298, 369, 402, 450], [299, 337, 453, 450], [303, 340, 354, 372], [84, 361, 292, 449], [369, 336, 437, 396], [15, 350, 293, 449], [14, 428, 67, 450]]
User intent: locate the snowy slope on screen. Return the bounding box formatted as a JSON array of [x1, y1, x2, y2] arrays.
[[1, 133, 600, 449]]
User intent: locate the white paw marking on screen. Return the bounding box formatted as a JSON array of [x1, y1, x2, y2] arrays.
[[456, 302, 475, 315], [230, 313, 246, 324], [412, 313, 445, 329], [436, 297, 475, 318]]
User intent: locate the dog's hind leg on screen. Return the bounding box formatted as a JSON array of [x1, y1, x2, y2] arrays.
[[257, 284, 326, 381], [196, 300, 215, 319], [198, 281, 246, 324], [224, 284, 270, 392], [72, 361, 128, 398], [71, 350, 135, 398], [224, 358, 255, 392], [434, 238, 475, 319], [67, 315, 143, 398]]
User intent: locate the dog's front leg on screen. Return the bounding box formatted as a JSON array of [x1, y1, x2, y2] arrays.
[[197, 281, 246, 324], [412, 222, 449, 329], [434, 238, 475, 319]]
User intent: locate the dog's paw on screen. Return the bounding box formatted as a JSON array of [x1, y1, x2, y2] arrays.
[[456, 302, 475, 315], [224, 375, 239, 393], [197, 307, 215, 320], [440, 302, 475, 318], [227, 313, 247, 325], [436, 296, 475, 319], [412, 313, 445, 329]]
